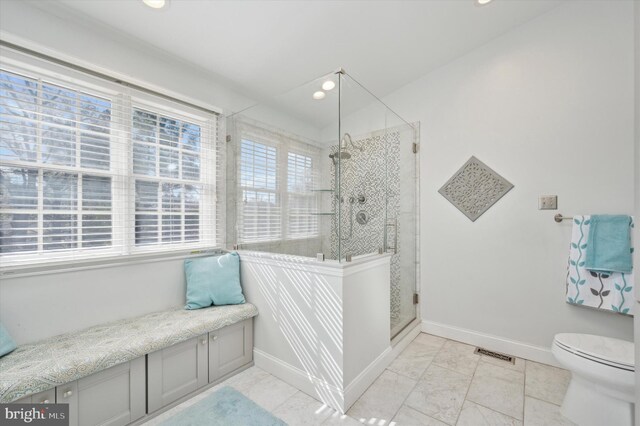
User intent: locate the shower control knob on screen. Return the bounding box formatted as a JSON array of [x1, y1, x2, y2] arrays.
[[356, 210, 369, 225]]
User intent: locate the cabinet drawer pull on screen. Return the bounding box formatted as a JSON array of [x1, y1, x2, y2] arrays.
[[41, 399, 50, 404], [211, 335, 218, 341], [63, 390, 73, 398], [200, 339, 207, 345]]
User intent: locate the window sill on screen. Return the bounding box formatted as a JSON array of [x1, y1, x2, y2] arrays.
[[0, 246, 224, 279]]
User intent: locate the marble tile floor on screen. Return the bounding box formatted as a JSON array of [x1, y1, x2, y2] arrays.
[[142, 333, 574, 426]]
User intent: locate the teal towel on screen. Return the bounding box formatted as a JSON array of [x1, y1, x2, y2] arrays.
[[585, 215, 632, 273]]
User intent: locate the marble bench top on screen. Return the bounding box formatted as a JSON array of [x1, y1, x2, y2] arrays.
[[0, 303, 259, 402]]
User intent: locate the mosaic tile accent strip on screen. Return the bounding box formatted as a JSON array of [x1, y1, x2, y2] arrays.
[[0, 303, 258, 402], [438, 156, 514, 222], [329, 132, 404, 327]]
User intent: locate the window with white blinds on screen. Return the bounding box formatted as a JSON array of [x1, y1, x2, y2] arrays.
[[239, 138, 280, 242], [287, 151, 317, 238], [0, 56, 218, 267], [237, 126, 319, 244], [132, 107, 214, 249]]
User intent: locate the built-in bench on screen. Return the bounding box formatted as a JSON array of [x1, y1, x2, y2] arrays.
[[0, 303, 258, 426]]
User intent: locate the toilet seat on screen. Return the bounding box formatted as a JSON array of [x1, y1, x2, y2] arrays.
[[553, 333, 634, 372], [552, 333, 635, 426]]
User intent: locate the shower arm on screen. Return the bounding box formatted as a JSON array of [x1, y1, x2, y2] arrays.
[[340, 133, 364, 152]]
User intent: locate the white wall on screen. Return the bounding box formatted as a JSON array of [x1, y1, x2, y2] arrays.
[[0, 0, 323, 344], [343, 0, 635, 353], [0, 1, 251, 114], [0, 1, 325, 142], [0, 1, 248, 344], [1, 259, 189, 345], [413, 0, 635, 348]]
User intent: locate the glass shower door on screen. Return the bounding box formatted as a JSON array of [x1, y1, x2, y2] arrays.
[[388, 123, 419, 338], [338, 72, 418, 338]]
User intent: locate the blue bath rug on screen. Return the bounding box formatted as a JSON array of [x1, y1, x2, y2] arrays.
[[159, 386, 286, 426]]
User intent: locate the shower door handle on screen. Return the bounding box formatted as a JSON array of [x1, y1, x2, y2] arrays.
[[385, 220, 398, 254]]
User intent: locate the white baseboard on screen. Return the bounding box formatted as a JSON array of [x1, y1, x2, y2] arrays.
[[253, 348, 345, 412], [254, 321, 423, 413], [421, 320, 560, 368], [344, 321, 421, 409]]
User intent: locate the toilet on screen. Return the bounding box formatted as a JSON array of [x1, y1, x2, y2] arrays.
[[552, 333, 635, 426]]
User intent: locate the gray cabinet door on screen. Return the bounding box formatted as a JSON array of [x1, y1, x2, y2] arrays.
[[13, 388, 56, 404], [57, 357, 145, 426], [147, 334, 208, 413], [56, 381, 78, 426], [209, 319, 253, 383]]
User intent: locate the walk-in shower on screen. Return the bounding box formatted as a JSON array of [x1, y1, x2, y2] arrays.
[[225, 68, 419, 338]]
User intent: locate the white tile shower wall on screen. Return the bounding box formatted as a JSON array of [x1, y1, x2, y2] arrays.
[[335, 0, 635, 350]]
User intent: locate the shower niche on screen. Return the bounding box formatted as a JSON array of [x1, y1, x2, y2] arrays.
[[226, 68, 419, 339]]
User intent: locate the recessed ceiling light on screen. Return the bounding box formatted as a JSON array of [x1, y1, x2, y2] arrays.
[[476, 0, 493, 5], [313, 91, 326, 100], [322, 81, 336, 91], [143, 0, 167, 9]]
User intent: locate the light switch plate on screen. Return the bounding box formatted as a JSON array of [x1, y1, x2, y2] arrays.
[[539, 195, 558, 210]]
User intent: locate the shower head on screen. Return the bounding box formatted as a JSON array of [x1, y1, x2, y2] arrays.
[[330, 133, 362, 165]]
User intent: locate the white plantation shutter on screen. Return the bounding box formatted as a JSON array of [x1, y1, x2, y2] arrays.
[[287, 151, 318, 238], [0, 53, 219, 268], [238, 138, 280, 242], [236, 121, 319, 244], [131, 104, 216, 251], [0, 68, 126, 262]]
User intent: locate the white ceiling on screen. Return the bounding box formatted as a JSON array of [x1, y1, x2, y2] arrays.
[[40, 0, 560, 106]]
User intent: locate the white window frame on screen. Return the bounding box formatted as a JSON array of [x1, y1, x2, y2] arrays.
[[0, 47, 220, 271], [127, 93, 217, 255]]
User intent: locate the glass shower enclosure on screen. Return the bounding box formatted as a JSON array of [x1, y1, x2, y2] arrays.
[[226, 69, 418, 338]]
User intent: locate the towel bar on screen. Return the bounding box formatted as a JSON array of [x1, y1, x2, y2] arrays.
[[554, 214, 574, 223]]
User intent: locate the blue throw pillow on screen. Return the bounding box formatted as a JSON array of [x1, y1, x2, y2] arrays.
[[0, 322, 17, 357], [184, 252, 246, 309]]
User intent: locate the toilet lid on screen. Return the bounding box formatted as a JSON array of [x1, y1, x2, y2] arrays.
[[554, 333, 634, 370]]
